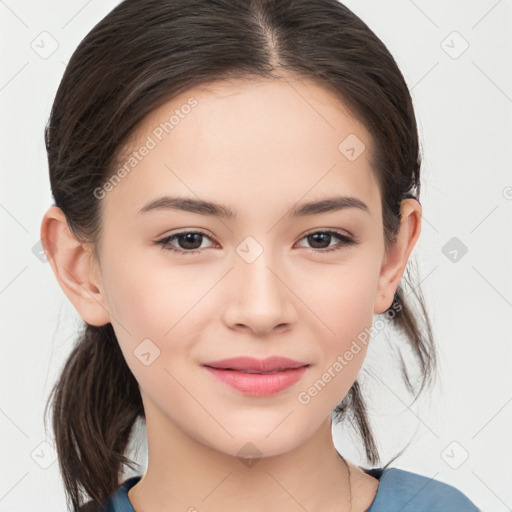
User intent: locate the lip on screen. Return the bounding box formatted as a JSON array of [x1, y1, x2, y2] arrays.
[[203, 356, 308, 372], [202, 356, 310, 396]]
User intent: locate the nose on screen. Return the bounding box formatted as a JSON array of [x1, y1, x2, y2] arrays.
[[222, 249, 297, 337]]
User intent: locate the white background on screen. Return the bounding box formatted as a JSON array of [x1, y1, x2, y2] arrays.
[[1, 0, 511, 510]]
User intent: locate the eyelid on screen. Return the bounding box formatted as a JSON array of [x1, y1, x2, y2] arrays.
[[155, 228, 218, 253], [158, 227, 217, 244], [301, 226, 354, 239], [155, 227, 359, 255], [158, 227, 354, 241]]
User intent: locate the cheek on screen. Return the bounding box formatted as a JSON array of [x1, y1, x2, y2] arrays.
[[299, 257, 380, 393], [303, 258, 379, 335], [102, 251, 216, 336], [101, 256, 220, 389]]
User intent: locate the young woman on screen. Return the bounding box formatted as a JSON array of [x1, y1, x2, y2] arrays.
[[40, 0, 481, 510]]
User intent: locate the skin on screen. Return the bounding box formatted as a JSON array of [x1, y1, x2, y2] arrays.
[[41, 76, 421, 512]]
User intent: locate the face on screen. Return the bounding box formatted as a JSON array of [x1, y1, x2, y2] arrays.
[[82, 77, 409, 459]]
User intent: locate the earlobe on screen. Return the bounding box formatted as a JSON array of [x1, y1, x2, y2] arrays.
[[40, 206, 111, 326], [374, 199, 422, 314]]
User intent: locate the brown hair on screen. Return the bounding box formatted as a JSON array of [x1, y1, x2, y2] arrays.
[[43, 0, 437, 509]]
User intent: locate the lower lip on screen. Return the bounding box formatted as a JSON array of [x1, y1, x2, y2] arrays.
[[203, 366, 308, 396]]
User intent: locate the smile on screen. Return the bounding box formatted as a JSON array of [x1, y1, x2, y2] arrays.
[[203, 366, 309, 395]]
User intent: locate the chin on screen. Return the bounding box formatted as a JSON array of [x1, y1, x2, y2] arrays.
[[197, 422, 312, 463]]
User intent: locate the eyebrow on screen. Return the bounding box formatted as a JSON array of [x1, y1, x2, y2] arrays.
[[137, 195, 370, 218]]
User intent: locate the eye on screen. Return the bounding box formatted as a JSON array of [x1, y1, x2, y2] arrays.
[[156, 229, 358, 255], [296, 229, 358, 254], [156, 229, 216, 255]]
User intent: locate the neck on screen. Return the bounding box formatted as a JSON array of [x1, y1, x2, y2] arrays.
[[128, 411, 353, 512]]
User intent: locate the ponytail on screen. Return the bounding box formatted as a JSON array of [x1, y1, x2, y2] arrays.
[[333, 262, 438, 466], [44, 323, 143, 510]]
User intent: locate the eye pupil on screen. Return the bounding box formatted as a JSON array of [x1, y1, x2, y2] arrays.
[[160, 229, 353, 255], [309, 233, 331, 249], [179, 233, 202, 250]]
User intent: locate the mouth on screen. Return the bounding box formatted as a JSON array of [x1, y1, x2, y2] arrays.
[[203, 355, 308, 372], [208, 368, 297, 374], [202, 356, 310, 396]]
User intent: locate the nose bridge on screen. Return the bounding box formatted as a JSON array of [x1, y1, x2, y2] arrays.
[[228, 234, 294, 331], [235, 234, 282, 303]]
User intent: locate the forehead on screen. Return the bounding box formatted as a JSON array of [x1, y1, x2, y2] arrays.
[[101, 77, 380, 221]]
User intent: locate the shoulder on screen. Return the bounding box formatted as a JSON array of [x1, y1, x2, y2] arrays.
[[365, 467, 481, 512], [79, 476, 141, 512]]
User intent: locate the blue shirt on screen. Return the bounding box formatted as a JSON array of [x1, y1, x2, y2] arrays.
[[103, 467, 481, 511]]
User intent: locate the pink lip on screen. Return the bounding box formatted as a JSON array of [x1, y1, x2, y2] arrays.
[[204, 356, 308, 372], [202, 356, 309, 396]]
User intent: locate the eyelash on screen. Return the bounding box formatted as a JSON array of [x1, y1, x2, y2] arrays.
[[156, 229, 358, 256]]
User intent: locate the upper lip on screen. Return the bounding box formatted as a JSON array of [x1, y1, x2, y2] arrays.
[[203, 356, 309, 373]]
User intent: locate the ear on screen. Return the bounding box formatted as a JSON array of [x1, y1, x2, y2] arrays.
[[374, 198, 422, 314], [40, 205, 111, 326]]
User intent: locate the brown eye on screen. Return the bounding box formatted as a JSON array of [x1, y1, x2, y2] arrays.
[[156, 229, 358, 256], [157, 230, 215, 255], [297, 230, 358, 253]]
